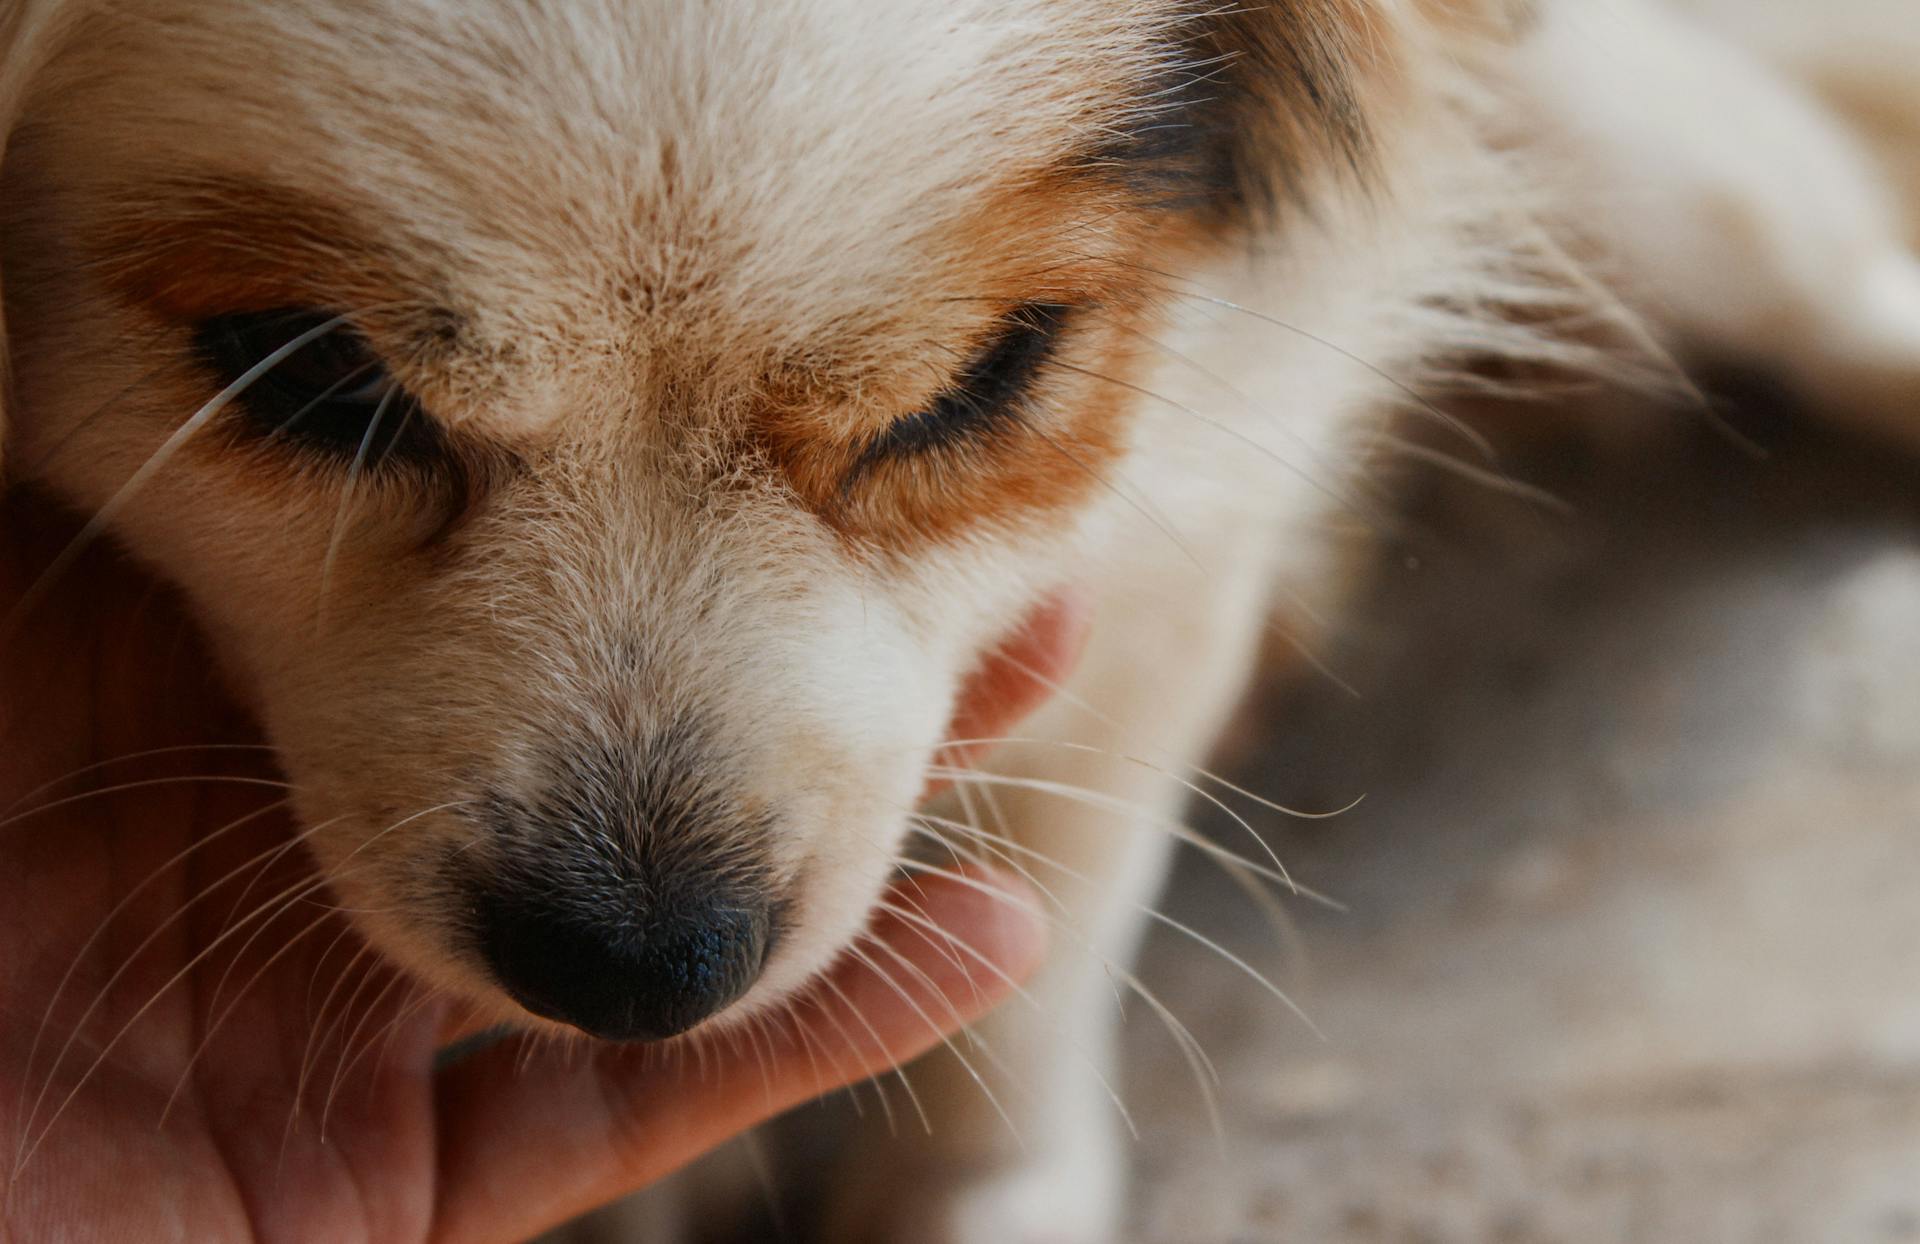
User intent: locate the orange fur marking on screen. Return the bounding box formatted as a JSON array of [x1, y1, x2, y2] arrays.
[[752, 170, 1191, 557], [91, 176, 427, 326]]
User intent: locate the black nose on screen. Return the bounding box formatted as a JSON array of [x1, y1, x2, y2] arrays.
[[476, 890, 772, 1041]]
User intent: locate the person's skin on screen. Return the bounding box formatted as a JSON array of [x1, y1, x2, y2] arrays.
[[0, 491, 1084, 1244]]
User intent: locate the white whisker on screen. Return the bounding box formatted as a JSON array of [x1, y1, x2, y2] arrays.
[[5, 312, 372, 635]]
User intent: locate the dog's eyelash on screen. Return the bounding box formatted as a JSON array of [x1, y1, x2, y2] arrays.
[[194, 308, 443, 468], [858, 302, 1073, 468]]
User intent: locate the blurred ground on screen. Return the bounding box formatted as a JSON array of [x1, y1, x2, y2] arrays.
[[1128, 387, 1920, 1243]]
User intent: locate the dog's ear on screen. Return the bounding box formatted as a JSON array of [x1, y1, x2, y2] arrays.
[[0, 1, 70, 480], [1126, 0, 1546, 229], [1117, 1, 1394, 229]]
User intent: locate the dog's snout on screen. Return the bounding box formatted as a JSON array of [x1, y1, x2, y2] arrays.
[[477, 887, 772, 1041]]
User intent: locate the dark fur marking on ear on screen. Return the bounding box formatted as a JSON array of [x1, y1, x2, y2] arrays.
[[1092, 2, 1380, 223]]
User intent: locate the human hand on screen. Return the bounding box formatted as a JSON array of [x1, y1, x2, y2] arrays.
[[0, 494, 1081, 1243]]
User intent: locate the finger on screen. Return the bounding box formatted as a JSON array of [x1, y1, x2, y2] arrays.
[[926, 587, 1091, 798], [428, 866, 1047, 1244]]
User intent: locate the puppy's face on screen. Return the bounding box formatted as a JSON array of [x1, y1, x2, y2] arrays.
[[0, 0, 1389, 1038]]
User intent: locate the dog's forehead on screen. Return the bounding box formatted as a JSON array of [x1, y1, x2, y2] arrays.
[[69, 1, 1167, 347]]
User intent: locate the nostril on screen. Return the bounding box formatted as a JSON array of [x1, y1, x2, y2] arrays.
[[476, 891, 771, 1042]]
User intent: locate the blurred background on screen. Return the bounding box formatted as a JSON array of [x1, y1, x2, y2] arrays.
[[1122, 381, 1920, 1243]]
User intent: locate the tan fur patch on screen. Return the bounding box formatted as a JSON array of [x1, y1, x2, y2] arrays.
[[750, 170, 1193, 557], [90, 176, 427, 324], [1413, 0, 1540, 43]]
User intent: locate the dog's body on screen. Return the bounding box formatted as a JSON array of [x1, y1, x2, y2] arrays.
[[2, 2, 1917, 1240]]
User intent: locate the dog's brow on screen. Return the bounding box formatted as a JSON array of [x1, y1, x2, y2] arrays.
[[93, 175, 427, 323]]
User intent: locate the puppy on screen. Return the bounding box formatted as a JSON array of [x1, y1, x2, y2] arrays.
[[3, 1, 1916, 1240]]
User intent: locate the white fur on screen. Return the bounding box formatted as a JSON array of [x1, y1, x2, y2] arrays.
[[3, 3, 1918, 1242]]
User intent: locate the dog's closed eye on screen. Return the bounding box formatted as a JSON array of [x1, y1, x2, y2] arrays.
[[194, 308, 442, 467], [855, 301, 1073, 473]]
